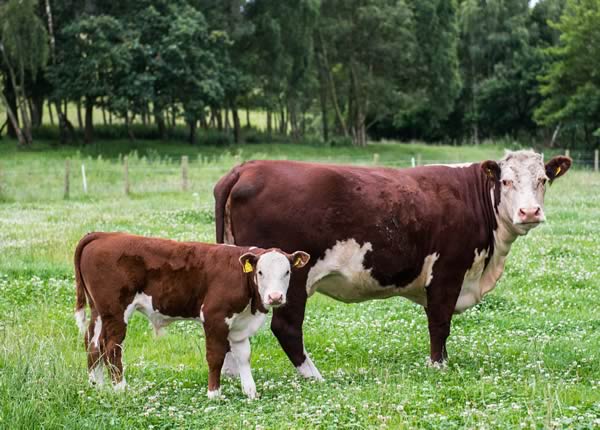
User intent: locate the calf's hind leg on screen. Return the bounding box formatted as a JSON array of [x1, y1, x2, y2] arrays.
[[85, 309, 105, 386], [101, 317, 128, 390]]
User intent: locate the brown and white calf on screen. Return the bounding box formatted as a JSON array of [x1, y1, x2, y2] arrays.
[[74, 232, 309, 399]]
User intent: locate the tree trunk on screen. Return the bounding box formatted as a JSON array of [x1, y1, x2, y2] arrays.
[[267, 110, 272, 136], [246, 107, 251, 128], [317, 29, 348, 137], [224, 107, 231, 132], [84, 97, 94, 144], [215, 108, 223, 131], [0, 90, 25, 145], [188, 119, 197, 145], [318, 64, 329, 142], [279, 102, 286, 135], [77, 100, 83, 130], [48, 100, 55, 125], [31, 95, 44, 127], [155, 106, 166, 139], [101, 103, 107, 125], [232, 103, 241, 143], [3, 80, 18, 139]]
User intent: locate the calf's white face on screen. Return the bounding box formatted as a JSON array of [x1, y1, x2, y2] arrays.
[[240, 250, 310, 309], [482, 150, 571, 235]]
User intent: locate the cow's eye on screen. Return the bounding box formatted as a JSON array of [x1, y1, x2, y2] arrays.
[[258, 270, 263, 276], [285, 270, 290, 276], [502, 179, 513, 187], [540, 178, 547, 186]]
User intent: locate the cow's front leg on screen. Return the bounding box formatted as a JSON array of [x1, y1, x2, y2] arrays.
[[203, 317, 229, 399], [271, 273, 323, 381], [230, 337, 257, 399], [425, 272, 463, 365]]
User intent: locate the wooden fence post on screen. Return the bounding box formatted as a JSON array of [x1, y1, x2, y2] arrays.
[[594, 149, 599, 172], [124, 156, 130, 195], [64, 159, 70, 199], [81, 164, 88, 194], [373, 153, 379, 165], [181, 156, 189, 191]]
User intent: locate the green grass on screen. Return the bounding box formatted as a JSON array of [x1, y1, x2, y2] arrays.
[[0, 140, 598, 429]]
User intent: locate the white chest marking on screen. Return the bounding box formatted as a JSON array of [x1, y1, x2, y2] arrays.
[[455, 248, 489, 313], [225, 305, 267, 343], [306, 239, 440, 306], [123, 292, 201, 336]]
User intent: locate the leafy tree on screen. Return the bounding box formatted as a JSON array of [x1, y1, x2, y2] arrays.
[[535, 0, 600, 147], [0, 0, 49, 145], [319, 0, 418, 146]]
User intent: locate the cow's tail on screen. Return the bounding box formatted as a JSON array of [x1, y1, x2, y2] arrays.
[[74, 232, 101, 336], [214, 167, 241, 244]]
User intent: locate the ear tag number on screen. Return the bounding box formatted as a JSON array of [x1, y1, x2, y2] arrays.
[[243, 260, 253, 273]]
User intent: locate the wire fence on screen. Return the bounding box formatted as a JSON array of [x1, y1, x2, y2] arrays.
[[0, 149, 597, 203]]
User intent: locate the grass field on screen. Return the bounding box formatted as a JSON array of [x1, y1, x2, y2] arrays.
[[0, 140, 598, 429]]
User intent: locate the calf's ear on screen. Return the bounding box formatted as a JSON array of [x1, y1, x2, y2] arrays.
[[239, 252, 258, 273], [481, 160, 501, 181], [290, 251, 310, 270], [545, 155, 572, 182]]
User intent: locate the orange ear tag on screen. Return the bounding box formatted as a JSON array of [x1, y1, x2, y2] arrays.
[[243, 260, 253, 273]]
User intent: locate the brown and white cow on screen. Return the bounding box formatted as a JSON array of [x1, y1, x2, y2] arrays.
[[214, 150, 571, 379], [74, 232, 309, 398]]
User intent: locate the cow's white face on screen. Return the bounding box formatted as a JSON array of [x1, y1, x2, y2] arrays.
[[482, 150, 571, 236], [240, 250, 310, 309]]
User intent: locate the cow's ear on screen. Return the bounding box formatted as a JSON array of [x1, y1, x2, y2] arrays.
[[481, 160, 500, 181], [545, 155, 572, 182], [239, 252, 258, 274], [290, 251, 310, 270]]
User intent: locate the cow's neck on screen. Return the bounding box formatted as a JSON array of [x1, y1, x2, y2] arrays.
[[480, 214, 518, 295]]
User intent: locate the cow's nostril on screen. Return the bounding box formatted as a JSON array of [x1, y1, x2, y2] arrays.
[[534, 207, 541, 216]]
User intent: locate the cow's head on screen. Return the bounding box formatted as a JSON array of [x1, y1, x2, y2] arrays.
[[239, 249, 310, 309], [481, 150, 571, 235]]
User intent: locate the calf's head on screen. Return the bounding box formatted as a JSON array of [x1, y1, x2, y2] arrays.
[[482, 150, 571, 235], [239, 249, 310, 309]]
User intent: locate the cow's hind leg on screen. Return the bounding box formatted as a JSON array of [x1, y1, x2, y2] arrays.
[[271, 274, 323, 380], [101, 317, 128, 390], [85, 309, 105, 386]]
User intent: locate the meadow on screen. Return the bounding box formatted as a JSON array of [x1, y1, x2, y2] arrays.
[[0, 140, 598, 429]]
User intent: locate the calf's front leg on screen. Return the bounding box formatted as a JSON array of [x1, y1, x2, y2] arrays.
[[230, 337, 257, 399], [203, 318, 229, 399]]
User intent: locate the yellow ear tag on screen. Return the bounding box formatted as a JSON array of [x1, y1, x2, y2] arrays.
[[293, 256, 303, 268], [555, 166, 561, 176], [486, 168, 492, 177], [243, 260, 253, 273]]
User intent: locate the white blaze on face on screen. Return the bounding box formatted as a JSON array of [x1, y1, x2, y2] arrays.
[[255, 251, 292, 308], [497, 150, 549, 234]]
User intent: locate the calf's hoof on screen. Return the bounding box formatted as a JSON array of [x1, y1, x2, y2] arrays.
[[113, 379, 127, 392], [207, 388, 222, 400], [242, 383, 258, 400], [296, 355, 324, 381]]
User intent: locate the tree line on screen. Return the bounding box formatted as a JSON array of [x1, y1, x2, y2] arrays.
[[0, 0, 599, 148]]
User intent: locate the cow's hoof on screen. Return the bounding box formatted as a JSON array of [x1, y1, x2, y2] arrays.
[[296, 355, 324, 381], [426, 358, 448, 370], [242, 382, 258, 400], [207, 388, 222, 400]]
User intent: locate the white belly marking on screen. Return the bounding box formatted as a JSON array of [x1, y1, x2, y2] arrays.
[[306, 239, 440, 306]]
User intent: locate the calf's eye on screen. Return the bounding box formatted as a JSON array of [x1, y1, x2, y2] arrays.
[[258, 270, 263, 276], [502, 179, 513, 187]]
